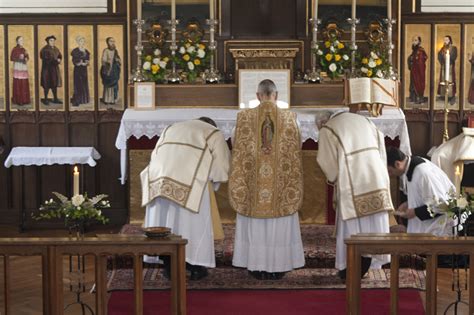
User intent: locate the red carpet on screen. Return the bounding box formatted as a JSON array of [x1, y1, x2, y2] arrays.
[[108, 289, 424, 315]]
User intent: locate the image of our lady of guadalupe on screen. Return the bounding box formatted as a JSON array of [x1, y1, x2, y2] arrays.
[[261, 114, 274, 154]]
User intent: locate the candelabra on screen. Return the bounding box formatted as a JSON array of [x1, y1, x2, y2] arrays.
[[383, 17, 398, 80], [167, 19, 181, 84], [346, 17, 360, 77], [130, 18, 147, 83], [204, 18, 220, 83], [442, 79, 454, 142], [307, 18, 321, 83]]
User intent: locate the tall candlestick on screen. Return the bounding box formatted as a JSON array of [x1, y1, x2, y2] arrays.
[[171, 0, 176, 20], [445, 49, 450, 82], [313, 0, 318, 20], [73, 166, 80, 196], [210, 0, 214, 19], [387, 0, 392, 20], [137, 0, 142, 20], [351, 0, 356, 19], [455, 165, 461, 194]]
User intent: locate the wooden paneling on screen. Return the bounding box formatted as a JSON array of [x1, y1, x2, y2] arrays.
[[405, 110, 431, 156]]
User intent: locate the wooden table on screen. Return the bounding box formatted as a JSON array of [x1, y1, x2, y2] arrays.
[[0, 234, 187, 315], [345, 234, 474, 315]]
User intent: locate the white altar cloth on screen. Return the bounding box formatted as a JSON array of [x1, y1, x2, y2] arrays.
[[115, 107, 411, 184], [4, 147, 101, 168]]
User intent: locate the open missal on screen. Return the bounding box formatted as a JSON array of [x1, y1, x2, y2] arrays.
[[346, 78, 399, 107]]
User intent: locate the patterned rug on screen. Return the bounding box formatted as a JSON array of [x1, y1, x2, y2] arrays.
[[107, 266, 426, 291], [114, 223, 424, 269]]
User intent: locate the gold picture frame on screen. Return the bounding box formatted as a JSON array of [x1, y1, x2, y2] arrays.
[[134, 82, 156, 110], [238, 69, 291, 108]]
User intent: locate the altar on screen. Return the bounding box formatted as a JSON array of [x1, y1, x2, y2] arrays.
[[115, 107, 411, 225]]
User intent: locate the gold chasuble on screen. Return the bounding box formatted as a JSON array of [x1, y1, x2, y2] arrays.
[[229, 101, 304, 218]]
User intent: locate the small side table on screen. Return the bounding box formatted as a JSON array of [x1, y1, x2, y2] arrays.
[[4, 147, 101, 232]]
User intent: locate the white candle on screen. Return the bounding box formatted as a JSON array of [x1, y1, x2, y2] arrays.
[[210, 0, 214, 19], [313, 0, 318, 20], [73, 166, 80, 196], [445, 49, 450, 82], [137, 0, 142, 20], [455, 165, 461, 194], [171, 0, 176, 21], [387, 0, 392, 20], [351, 0, 356, 19]]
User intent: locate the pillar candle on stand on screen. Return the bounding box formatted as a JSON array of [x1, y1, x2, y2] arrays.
[[171, 0, 176, 20], [313, 0, 318, 19], [73, 166, 80, 196], [209, 0, 214, 19], [351, 0, 356, 19], [455, 165, 461, 194], [445, 49, 450, 82], [137, 0, 142, 20], [387, 0, 392, 20]]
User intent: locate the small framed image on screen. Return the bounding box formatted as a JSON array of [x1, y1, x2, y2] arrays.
[[238, 69, 291, 108], [134, 82, 155, 110]]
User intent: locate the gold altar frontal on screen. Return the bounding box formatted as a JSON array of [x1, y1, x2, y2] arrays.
[[129, 149, 328, 225]]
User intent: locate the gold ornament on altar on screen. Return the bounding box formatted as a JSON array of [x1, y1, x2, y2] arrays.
[[365, 21, 385, 44], [146, 23, 168, 47], [182, 20, 204, 43], [321, 22, 343, 42]]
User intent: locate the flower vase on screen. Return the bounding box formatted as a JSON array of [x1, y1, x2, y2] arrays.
[[68, 221, 86, 239]]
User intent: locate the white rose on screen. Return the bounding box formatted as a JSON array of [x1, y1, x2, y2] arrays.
[[187, 61, 195, 71], [368, 60, 377, 68], [197, 49, 205, 58], [376, 70, 383, 78], [329, 46, 335, 52], [154, 48, 161, 56], [97, 210, 102, 215], [179, 46, 186, 54], [343, 54, 349, 60], [76, 206, 81, 210], [334, 40, 340, 45], [317, 50, 323, 56], [187, 46, 195, 53], [159, 61, 167, 68], [457, 197, 469, 209], [152, 58, 160, 65], [370, 51, 379, 59], [71, 194, 85, 207], [328, 63, 337, 72], [143, 61, 151, 70], [361, 67, 368, 73]]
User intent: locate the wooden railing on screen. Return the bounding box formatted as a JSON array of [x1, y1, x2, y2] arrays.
[[0, 234, 187, 315], [345, 234, 474, 315]]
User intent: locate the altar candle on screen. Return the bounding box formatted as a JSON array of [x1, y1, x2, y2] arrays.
[[73, 166, 80, 196], [351, 0, 356, 19], [137, 0, 142, 20], [455, 165, 461, 194], [210, 0, 214, 19], [313, 0, 318, 20], [171, 0, 176, 21], [387, 0, 392, 20], [445, 49, 450, 82]]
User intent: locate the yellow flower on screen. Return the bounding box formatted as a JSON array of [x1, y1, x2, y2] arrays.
[[194, 59, 201, 65], [151, 64, 160, 74], [145, 55, 152, 62], [362, 58, 368, 64], [325, 41, 331, 48], [376, 59, 382, 65], [183, 54, 190, 61], [185, 43, 191, 48], [367, 69, 373, 77], [335, 54, 341, 61], [325, 54, 333, 61], [337, 43, 344, 49], [163, 57, 169, 62], [199, 44, 205, 50]]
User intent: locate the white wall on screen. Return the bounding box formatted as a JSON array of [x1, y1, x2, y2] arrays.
[[0, 0, 108, 13], [421, 0, 474, 13]]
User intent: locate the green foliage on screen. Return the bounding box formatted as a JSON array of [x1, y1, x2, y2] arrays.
[[357, 42, 391, 78], [316, 37, 350, 80], [142, 48, 170, 83], [174, 39, 209, 82]]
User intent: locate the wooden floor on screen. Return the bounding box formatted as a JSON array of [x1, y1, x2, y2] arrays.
[[0, 226, 470, 314]]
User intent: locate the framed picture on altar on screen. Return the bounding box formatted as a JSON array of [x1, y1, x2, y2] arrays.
[[238, 69, 291, 108], [134, 82, 155, 110]]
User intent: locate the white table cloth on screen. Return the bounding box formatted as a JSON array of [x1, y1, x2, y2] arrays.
[[4, 147, 101, 168], [116, 107, 411, 184]]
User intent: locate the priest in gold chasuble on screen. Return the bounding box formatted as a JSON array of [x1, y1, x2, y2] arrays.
[[229, 80, 305, 279], [317, 112, 394, 280]]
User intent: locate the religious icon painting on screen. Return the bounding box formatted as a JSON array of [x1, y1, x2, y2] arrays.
[[0, 25, 5, 111], [97, 25, 124, 111], [403, 24, 431, 110], [8, 25, 35, 111], [37, 25, 65, 111], [463, 24, 474, 111], [68, 25, 95, 111], [434, 24, 461, 110]]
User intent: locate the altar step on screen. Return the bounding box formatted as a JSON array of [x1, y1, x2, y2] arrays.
[[111, 224, 425, 270]]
